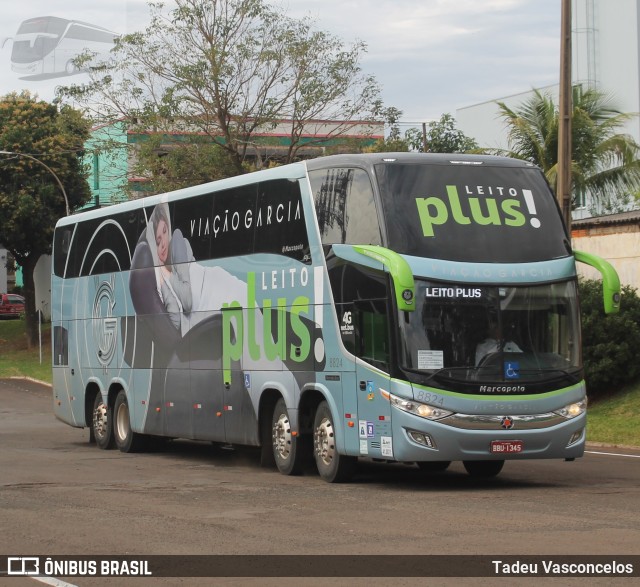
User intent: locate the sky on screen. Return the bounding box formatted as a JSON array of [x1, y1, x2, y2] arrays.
[[0, 0, 563, 128]]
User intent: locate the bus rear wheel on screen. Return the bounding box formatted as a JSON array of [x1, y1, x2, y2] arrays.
[[92, 392, 114, 450], [113, 390, 145, 453], [463, 460, 504, 478], [271, 398, 303, 475], [313, 401, 355, 483]]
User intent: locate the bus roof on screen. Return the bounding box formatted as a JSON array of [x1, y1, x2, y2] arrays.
[[304, 152, 539, 171], [56, 152, 539, 229], [17, 16, 118, 35]]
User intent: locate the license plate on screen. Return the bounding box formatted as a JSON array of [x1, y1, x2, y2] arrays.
[[490, 440, 523, 453]]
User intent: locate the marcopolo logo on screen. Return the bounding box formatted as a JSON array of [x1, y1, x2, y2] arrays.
[[415, 185, 541, 238]]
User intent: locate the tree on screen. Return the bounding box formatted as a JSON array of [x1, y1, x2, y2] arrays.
[[364, 107, 411, 153], [406, 113, 479, 154], [0, 92, 91, 347], [365, 112, 479, 154], [496, 86, 640, 212], [60, 0, 386, 177], [131, 134, 239, 194], [579, 279, 640, 398]]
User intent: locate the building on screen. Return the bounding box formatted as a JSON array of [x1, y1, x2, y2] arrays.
[[459, 0, 640, 149], [572, 210, 640, 289], [457, 0, 640, 217], [455, 1, 640, 288], [85, 118, 385, 205]]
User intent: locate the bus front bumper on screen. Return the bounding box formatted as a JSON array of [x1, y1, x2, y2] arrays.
[[387, 409, 586, 462]]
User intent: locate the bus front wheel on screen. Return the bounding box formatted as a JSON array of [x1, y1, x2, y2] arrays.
[[463, 460, 504, 478], [92, 392, 114, 450], [113, 390, 145, 453], [417, 460, 451, 473], [313, 401, 355, 483], [271, 398, 303, 475]]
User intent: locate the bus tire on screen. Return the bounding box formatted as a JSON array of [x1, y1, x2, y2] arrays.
[[92, 392, 114, 450], [417, 461, 451, 473], [463, 460, 504, 478], [313, 400, 355, 483], [113, 390, 145, 453], [271, 398, 303, 475]]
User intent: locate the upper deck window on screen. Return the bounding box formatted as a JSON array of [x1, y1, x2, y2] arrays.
[[309, 168, 382, 247], [375, 162, 569, 263]]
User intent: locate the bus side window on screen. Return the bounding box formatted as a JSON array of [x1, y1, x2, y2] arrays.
[[53, 227, 74, 278], [356, 299, 390, 370], [309, 168, 382, 247], [328, 260, 390, 371]]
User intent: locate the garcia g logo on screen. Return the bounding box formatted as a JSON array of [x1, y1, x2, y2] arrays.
[[92, 276, 118, 370]]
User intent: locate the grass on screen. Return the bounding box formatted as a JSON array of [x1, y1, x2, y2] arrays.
[[1, 319, 638, 448], [587, 387, 640, 448], [0, 318, 52, 383]]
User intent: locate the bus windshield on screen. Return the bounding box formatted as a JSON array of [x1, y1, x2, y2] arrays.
[[375, 161, 570, 263], [398, 279, 581, 388]]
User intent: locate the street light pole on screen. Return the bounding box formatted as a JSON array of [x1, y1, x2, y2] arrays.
[[0, 150, 70, 216], [557, 0, 573, 232]]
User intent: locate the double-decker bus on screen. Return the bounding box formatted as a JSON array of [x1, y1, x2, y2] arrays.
[[9, 16, 118, 77], [51, 153, 620, 482]]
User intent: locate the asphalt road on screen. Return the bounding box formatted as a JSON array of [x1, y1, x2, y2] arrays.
[[1, 377, 639, 587]]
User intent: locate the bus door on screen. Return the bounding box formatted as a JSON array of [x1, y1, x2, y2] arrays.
[[328, 258, 394, 459], [52, 317, 77, 426], [353, 303, 393, 461]]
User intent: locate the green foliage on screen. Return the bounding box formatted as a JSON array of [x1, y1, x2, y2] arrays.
[[131, 134, 240, 194], [364, 106, 410, 153], [365, 112, 479, 155], [0, 91, 91, 346], [59, 0, 386, 174], [495, 87, 640, 212], [587, 382, 640, 445], [0, 92, 91, 261], [0, 319, 52, 383], [406, 114, 479, 154], [580, 278, 640, 398]]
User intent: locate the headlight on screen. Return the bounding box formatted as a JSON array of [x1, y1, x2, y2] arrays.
[[381, 390, 453, 420], [554, 398, 587, 419]]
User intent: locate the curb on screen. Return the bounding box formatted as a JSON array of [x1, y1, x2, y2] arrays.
[[586, 441, 640, 451], [9, 375, 52, 387]]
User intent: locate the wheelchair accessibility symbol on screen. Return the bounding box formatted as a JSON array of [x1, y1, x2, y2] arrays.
[[504, 361, 520, 379]]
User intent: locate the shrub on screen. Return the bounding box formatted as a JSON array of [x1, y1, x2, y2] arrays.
[[579, 278, 640, 399]]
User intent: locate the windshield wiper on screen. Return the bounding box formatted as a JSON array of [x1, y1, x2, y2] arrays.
[[403, 365, 581, 386]]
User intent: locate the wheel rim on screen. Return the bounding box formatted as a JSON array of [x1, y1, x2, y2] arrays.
[[272, 412, 292, 460], [93, 401, 108, 441], [115, 401, 129, 441], [314, 416, 335, 466]]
